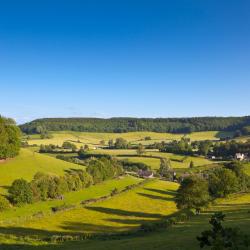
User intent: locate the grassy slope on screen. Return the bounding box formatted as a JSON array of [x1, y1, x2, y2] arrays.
[[0, 176, 140, 224], [0, 149, 83, 195], [1, 192, 249, 250], [0, 180, 178, 238]]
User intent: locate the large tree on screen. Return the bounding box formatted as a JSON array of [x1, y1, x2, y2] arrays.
[[208, 168, 239, 198], [0, 116, 21, 159], [176, 175, 210, 212]]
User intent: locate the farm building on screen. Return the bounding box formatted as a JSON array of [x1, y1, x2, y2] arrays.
[[138, 170, 154, 179], [235, 153, 246, 161]]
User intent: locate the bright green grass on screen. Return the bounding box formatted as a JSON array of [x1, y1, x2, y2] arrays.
[[117, 156, 161, 170], [0, 180, 178, 237], [27, 130, 228, 149], [0, 176, 140, 225], [92, 149, 213, 170], [0, 149, 84, 195], [1, 188, 249, 249]]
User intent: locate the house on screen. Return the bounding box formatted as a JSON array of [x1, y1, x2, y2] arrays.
[[138, 170, 154, 179], [235, 153, 245, 161]]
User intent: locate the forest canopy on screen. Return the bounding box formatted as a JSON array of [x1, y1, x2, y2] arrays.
[[20, 116, 250, 134]]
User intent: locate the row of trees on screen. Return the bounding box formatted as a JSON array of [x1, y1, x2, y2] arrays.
[[176, 162, 250, 212], [20, 116, 250, 134], [0, 116, 21, 159], [7, 170, 93, 205], [159, 138, 250, 159], [39, 141, 77, 153]]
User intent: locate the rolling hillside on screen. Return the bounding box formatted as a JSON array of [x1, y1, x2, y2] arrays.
[[0, 148, 84, 195]]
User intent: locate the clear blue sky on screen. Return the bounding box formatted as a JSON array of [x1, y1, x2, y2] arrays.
[[0, 0, 249, 123]]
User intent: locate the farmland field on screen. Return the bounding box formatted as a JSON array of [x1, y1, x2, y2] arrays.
[[26, 130, 231, 148]]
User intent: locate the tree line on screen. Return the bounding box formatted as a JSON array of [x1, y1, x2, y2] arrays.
[[20, 116, 250, 134]]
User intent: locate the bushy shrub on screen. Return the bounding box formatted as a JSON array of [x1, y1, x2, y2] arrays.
[[8, 179, 33, 205], [0, 195, 11, 211]]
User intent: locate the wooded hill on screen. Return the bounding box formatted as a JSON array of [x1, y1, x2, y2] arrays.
[[20, 116, 250, 134]]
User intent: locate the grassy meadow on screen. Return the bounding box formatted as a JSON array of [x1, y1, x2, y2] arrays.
[[0, 176, 141, 225], [8, 180, 178, 235], [0, 149, 84, 195], [26, 130, 231, 148]]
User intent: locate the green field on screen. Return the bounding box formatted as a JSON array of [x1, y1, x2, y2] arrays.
[[0, 176, 141, 225], [26, 130, 231, 148], [0, 149, 84, 195], [93, 149, 214, 170], [10, 180, 177, 235], [0, 184, 249, 250]]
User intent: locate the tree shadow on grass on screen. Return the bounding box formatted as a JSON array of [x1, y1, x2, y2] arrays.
[[136, 192, 175, 202], [143, 188, 177, 196], [85, 206, 164, 219], [60, 221, 134, 233]]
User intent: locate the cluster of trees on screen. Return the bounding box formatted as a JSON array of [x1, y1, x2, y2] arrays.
[[158, 158, 174, 179], [86, 157, 123, 184], [20, 116, 250, 134], [212, 140, 250, 159], [176, 161, 250, 212], [0, 116, 21, 159], [120, 160, 151, 172], [160, 138, 193, 155], [8, 170, 93, 205], [158, 138, 250, 160], [39, 141, 77, 153], [62, 141, 77, 151]]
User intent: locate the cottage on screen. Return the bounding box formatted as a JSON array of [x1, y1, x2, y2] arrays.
[[235, 153, 245, 161], [138, 170, 154, 179]]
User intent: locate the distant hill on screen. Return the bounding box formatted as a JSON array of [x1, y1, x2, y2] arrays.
[[20, 116, 250, 134]]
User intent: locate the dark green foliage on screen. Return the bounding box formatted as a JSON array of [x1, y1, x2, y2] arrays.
[[224, 161, 250, 192], [213, 140, 250, 159], [161, 137, 193, 155], [197, 212, 250, 249], [114, 138, 129, 149], [0, 195, 11, 211], [0, 116, 21, 159], [208, 168, 239, 197], [39, 144, 58, 153], [198, 140, 212, 156], [20, 116, 250, 134], [176, 175, 210, 211], [120, 160, 151, 172], [86, 157, 123, 184], [8, 179, 33, 205], [159, 158, 173, 179], [62, 141, 77, 151]]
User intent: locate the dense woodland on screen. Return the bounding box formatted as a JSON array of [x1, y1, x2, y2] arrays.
[[20, 116, 250, 134], [0, 116, 21, 159]]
